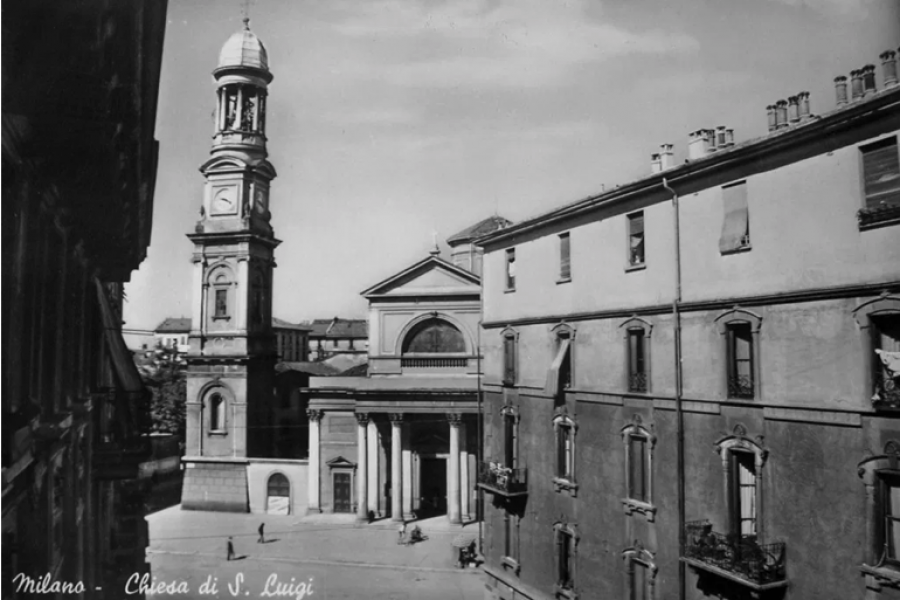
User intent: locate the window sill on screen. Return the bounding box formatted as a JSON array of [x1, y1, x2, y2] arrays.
[[556, 277, 572, 285], [624, 263, 646, 273], [212, 316, 231, 322], [553, 477, 578, 496], [504, 287, 516, 294], [553, 583, 577, 599], [208, 430, 228, 436], [501, 556, 520, 575], [622, 498, 657, 522], [861, 564, 900, 590], [720, 244, 752, 256]]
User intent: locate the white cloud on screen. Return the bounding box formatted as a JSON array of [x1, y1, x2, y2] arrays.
[[327, 0, 699, 88]]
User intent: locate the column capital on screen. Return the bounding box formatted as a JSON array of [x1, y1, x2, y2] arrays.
[[307, 409, 323, 422], [389, 413, 404, 423], [447, 413, 462, 426], [355, 412, 369, 425]]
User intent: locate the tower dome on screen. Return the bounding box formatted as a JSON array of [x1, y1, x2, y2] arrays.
[[217, 18, 269, 73]]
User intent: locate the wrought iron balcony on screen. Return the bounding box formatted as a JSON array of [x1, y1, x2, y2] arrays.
[[873, 372, 900, 408], [683, 520, 787, 590], [629, 372, 648, 393], [477, 461, 528, 497], [727, 375, 754, 399]]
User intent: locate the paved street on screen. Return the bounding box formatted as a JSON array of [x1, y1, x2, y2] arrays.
[[144, 506, 485, 600]]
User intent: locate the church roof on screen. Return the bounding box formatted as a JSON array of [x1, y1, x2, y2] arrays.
[[217, 20, 269, 72], [446, 215, 512, 246]]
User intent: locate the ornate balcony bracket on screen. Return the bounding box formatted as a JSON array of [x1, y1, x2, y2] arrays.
[[861, 564, 900, 592], [622, 498, 657, 522]]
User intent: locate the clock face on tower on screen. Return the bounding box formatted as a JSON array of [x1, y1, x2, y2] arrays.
[[211, 187, 237, 215]]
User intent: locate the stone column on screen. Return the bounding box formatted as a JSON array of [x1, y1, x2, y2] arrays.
[[307, 409, 322, 514], [448, 414, 462, 524], [390, 413, 403, 521], [459, 420, 470, 522], [367, 419, 380, 517], [402, 422, 413, 520], [356, 413, 369, 522]]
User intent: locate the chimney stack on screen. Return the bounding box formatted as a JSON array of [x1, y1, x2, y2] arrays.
[[766, 105, 777, 132], [798, 91, 811, 121], [704, 129, 716, 152], [788, 96, 801, 124], [659, 144, 675, 170], [651, 153, 662, 174], [883, 50, 898, 88], [851, 69, 863, 101], [835, 76, 848, 106], [862, 64, 877, 97], [688, 130, 712, 160], [775, 100, 788, 129], [724, 128, 734, 147]]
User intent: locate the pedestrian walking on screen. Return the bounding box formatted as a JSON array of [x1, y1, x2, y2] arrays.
[[226, 537, 235, 561], [258, 522, 265, 544], [397, 521, 407, 545]]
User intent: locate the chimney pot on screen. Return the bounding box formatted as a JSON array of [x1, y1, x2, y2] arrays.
[[851, 69, 864, 101], [725, 128, 734, 147], [835, 75, 849, 106], [651, 152, 662, 174], [863, 64, 878, 96], [788, 95, 800, 124], [775, 100, 788, 129], [659, 144, 675, 170], [882, 50, 898, 88], [766, 105, 777, 132], [797, 91, 811, 120]]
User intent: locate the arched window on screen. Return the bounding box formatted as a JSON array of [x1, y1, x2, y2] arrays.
[[267, 473, 291, 515], [402, 318, 465, 354], [208, 265, 235, 322], [208, 392, 226, 433]]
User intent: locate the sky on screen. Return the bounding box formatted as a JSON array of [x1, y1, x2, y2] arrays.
[[124, 0, 900, 330]]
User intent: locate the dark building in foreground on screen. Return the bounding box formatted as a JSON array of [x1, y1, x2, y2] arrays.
[[2, 1, 168, 598], [478, 53, 900, 599]]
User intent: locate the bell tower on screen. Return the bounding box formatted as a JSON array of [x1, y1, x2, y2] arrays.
[[181, 19, 278, 512]]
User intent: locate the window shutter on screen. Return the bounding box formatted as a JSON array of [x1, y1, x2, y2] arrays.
[[719, 182, 749, 253], [863, 138, 900, 208], [544, 338, 571, 397]]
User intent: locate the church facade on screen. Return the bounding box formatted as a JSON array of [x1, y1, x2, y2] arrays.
[[306, 218, 510, 523]]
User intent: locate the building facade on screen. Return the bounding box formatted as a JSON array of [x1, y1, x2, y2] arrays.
[[2, 1, 168, 598], [478, 52, 900, 600], [307, 317, 368, 361], [305, 219, 508, 522]]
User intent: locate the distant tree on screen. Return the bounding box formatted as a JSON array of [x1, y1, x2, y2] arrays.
[[139, 342, 187, 439]]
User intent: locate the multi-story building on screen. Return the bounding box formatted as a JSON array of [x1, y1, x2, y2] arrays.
[[307, 317, 368, 361], [153, 316, 308, 361], [477, 51, 900, 600], [2, 1, 168, 598], [154, 317, 192, 353], [305, 218, 508, 522]]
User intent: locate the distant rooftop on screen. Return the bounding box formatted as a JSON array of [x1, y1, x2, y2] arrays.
[[305, 317, 368, 339], [446, 215, 512, 246], [154, 316, 308, 333]]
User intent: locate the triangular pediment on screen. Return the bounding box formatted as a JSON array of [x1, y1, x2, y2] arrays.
[[326, 456, 356, 469], [362, 256, 481, 299]]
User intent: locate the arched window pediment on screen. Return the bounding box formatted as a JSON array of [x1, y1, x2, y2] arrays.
[[853, 294, 900, 329], [619, 316, 653, 337], [714, 306, 763, 334], [715, 424, 767, 466]]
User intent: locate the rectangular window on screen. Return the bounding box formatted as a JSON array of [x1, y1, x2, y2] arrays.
[[544, 335, 573, 397], [557, 529, 575, 590], [559, 233, 571, 281], [504, 413, 517, 469], [862, 136, 900, 209], [719, 181, 750, 254], [557, 423, 573, 480], [726, 323, 754, 399], [883, 473, 900, 564], [214, 289, 228, 317], [506, 248, 516, 290], [630, 560, 649, 600], [872, 315, 900, 407], [503, 334, 516, 386], [628, 435, 648, 503], [628, 212, 645, 266], [730, 450, 757, 537], [627, 329, 647, 392], [504, 511, 519, 563]]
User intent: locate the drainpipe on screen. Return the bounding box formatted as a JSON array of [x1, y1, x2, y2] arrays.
[[662, 177, 685, 600], [477, 292, 485, 555]]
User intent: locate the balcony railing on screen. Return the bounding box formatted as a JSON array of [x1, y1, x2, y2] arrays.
[[873, 371, 900, 409], [628, 372, 648, 393], [727, 375, 754, 399], [683, 520, 787, 590], [477, 461, 528, 497], [401, 357, 467, 368]]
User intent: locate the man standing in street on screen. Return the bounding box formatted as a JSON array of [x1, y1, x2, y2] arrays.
[[258, 523, 265, 544], [227, 537, 235, 561]]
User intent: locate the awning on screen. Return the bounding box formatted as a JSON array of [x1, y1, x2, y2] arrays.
[[543, 338, 571, 398], [95, 277, 145, 393]]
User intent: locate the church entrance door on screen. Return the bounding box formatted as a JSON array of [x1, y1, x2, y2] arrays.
[[333, 472, 352, 513], [419, 457, 447, 518]]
